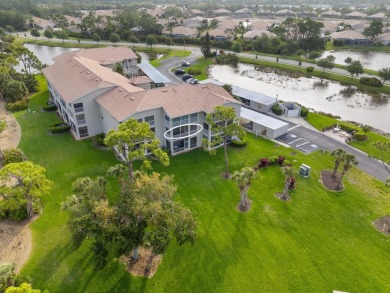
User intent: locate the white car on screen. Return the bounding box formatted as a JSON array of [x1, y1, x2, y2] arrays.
[[187, 78, 199, 84], [182, 61, 191, 66]]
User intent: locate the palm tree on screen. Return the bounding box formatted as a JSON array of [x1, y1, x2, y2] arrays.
[[331, 148, 346, 178], [231, 167, 257, 210], [282, 165, 295, 198], [338, 154, 358, 187]]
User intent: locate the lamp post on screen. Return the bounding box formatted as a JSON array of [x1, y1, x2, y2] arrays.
[[276, 94, 279, 103], [184, 39, 186, 54]]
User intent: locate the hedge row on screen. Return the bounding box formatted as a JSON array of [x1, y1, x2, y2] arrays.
[[49, 122, 70, 134], [6, 100, 28, 111]]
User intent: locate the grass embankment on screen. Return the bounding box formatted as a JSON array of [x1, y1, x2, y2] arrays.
[[14, 75, 390, 293], [184, 57, 214, 80], [142, 47, 191, 67], [239, 57, 390, 94], [305, 112, 390, 156]]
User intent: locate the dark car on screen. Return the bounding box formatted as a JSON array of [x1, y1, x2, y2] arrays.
[[175, 69, 185, 75], [182, 74, 193, 81]]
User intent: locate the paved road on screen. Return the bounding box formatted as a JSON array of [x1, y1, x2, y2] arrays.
[[271, 116, 389, 183]]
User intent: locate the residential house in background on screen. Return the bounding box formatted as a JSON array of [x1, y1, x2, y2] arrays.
[[162, 26, 198, 38], [344, 11, 367, 19], [205, 28, 232, 41], [29, 17, 55, 29], [377, 32, 390, 45], [234, 8, 252, 18], [275, 9, 296, 17], [214, 8, 232, 17], [365, 13, 386, 21], [330, 30, 372, 45], [320, 10, 342, 18], [243, 30, 275, 40]]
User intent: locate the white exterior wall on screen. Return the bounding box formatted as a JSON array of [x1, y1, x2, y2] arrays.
[[70, 87, 114, 139], [123, 58, 138, 77], [129, 108, 165, 146], [99, 106, 119, 133]]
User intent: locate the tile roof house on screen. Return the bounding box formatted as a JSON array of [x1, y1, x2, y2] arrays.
[[243, 30, 275, 40], [214, 8, 232, 16], [330, 30, 372, 45], [275, 9, 296, 17], [344, 11, 367, 19], [162, 26, 198, 38], [321, 10, 342, 18], [42, 47, 241, 155], [365, 13, 386, 21], [377, 32, 390, 45], [204, 28, 233, 41], [234, 8, 252, 18], [29, 17, 55, 29]]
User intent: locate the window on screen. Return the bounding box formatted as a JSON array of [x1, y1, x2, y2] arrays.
[[78, 126, 89, 138], [74, 103, 84, 113], [241, 98, 250, 106], [190, 113, 197, 122], [190, 137, 197, 148], [165, 115, 170, 122], [204, 122, 209, 130], [145, 115, 155, 126], [76, 114, 86, 125], [190, 125, 197, 134], [180, 115, 188, 124], [137, 118, 142, 123], [173, 117, 180, 127]]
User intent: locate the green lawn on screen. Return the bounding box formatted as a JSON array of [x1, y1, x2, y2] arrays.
[[184, 57, 214, 80], [14, 76, 390, 292]]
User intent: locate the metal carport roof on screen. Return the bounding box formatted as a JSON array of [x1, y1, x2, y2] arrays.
[[138, 61, 170, 84], [240, 107, 288, 130]]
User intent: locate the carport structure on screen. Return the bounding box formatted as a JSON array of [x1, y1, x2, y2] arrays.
[[240, 108, 289, 139]]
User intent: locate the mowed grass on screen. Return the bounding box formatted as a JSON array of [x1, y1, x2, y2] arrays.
[[15, 77, 390, 292], [185, 57, 214, 80]]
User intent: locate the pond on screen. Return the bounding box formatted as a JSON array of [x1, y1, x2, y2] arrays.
[[209, 63, 390, 133], [14, 44, 78, 72], [321, 50, 390, 71]]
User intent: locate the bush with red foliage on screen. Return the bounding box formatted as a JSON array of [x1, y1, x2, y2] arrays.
[[260, 158, 269, 167], [277, 156, 285, 165], [289, 177, 296, 189]]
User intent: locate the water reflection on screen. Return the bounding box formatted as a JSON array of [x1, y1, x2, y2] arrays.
[[210, 63, 390, 133], [321, 50, 390, 71]]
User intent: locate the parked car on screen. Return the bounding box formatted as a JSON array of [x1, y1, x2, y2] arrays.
[[175, 69, 186, 75], [186, 78, 195, 83], [182, 74, 193, 81], [187, 78, 199, 84], [182, 61, 191, 66]]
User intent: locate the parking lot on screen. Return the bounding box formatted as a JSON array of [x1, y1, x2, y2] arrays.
[[276, 132, 320, 154]]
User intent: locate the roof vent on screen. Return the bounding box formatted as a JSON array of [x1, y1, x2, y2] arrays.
[[96, 79, 99, 82], [162, 89, 168, 92], [201, 86, 207, 88], [78, 65, 81, 67], [86, 71, 90, 74], [131, 97, 135, 100], [119, 89, 122, 92]]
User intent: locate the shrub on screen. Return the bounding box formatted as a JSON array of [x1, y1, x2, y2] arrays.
[[260, 158, 269, 167], [277, 156, 285, 165], [187, 68, 201, 76], [339, 122, 360, 134], [7, 206, 28, 221], [359, 77, 383, 88], [215, 53, 239, 66], [308, 51, 321, 59], [295, 49, 305, 56], [272, 104, 282, 115], [49, 121, 70, 134], [300, 106, 309, 117], [230, 138, 247, 148], [333, 39, 343, 46], [306, 66, 314, 73], [269, 156, 278, 165], [353, 132, 368, 141], [2, 148, 28, 165], [6, 100, 28, 111], [0, 119, 5, 133], [42, 101, 57, 112], [280, 48, 289, 56], [94, 133, 107, 147]]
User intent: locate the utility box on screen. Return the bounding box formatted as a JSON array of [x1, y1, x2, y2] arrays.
[[299, 164, 311, 178]]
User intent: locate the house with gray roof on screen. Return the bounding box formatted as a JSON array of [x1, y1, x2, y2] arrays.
[[344, 11, 367, 19], [377, 32, 390, 45], [42, 47, 241, 155], [330, 30, 372, 45]]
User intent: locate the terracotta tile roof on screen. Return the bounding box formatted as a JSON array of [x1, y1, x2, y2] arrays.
[[75, 46, 137, 66], [378, 32, 390, 41], [249, 20, 274, 30], [96, 83, 240, 122], [330, 30, 368, 40], [129, 76, 152, 85], [42, 53, 143, 104], [214, 8, 232, 14], [345, 11, 367, 18], [163, 26, 198, 36], [244, 30, 275, 39]]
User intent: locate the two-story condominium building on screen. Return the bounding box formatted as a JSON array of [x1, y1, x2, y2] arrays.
[[42, 48, 241, 155]]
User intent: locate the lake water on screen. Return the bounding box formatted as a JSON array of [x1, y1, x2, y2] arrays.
[[210, 63, 390, 133], [14, 44, 78, 72], [321, 50, 390, 71]]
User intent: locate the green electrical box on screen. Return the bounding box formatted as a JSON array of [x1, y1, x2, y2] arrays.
[[299, 164, 311, 178]]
